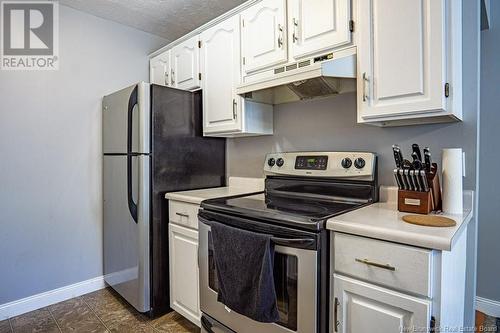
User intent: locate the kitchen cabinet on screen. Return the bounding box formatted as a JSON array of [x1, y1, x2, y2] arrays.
[[200, 15, 273, 137], [170, 35, 201, 90], [332, 230, 468, 333], [333, 275, 432, 333], [150, 50, 170, 87], [241, 0, 287, 75], [168, 221, 200, 326], [357, 0, 463, 126], [288, 0, 352, 61]]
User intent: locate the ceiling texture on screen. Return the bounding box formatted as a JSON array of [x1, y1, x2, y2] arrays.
[[60, 0, 247, 42]]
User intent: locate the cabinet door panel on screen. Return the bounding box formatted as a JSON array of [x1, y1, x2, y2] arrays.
[[288, 0, 351, 60], [334, 275, 431, 333], [241, 0, 287, 74], [358, 0, 446, 120], [171, 35, 200, 90], [169, 223, 200, 325], [150, 51, 170, 86], [200, 16, 242, 134]]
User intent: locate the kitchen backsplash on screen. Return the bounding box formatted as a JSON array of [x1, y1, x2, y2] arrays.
[[227, 92, 474, 187]]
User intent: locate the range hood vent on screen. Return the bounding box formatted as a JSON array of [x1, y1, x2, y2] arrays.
[[237, 48, 357, 105]]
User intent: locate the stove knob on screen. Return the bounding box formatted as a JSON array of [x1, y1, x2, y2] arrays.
[[354, 157, 366, 169], [341, 158, 352, 169], [267, 158, 276, 167], [276, 158, 285, 167]]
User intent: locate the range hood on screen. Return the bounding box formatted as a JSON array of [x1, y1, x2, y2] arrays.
[[236, 48, 357, 105]]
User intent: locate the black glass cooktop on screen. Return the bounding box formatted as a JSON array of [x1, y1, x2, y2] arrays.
[[201, 192, 366, 231]]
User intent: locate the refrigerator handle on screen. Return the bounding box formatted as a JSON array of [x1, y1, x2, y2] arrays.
[[127, 86, 139, 223]]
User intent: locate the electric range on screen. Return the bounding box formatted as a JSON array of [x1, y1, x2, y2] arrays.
[[198, 152, 378, 333]]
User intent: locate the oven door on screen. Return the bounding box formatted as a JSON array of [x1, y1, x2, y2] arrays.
[[199, 214, 318, 333]]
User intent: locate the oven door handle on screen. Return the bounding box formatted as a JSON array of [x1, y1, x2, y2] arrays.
[[271, 236, 316, 248]]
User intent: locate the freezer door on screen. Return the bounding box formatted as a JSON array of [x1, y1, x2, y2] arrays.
[[103, 154, 150, 313], [102, 82, 151, 154]]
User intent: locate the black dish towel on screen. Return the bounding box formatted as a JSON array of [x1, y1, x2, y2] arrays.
[[210, 221, 280, 323]]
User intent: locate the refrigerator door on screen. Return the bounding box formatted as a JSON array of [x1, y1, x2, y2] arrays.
[[103, 154, 150, 313], [103, 82, 151, 154]]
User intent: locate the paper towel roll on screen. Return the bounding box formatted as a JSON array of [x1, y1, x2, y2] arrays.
[[442, 148, 463, 214]]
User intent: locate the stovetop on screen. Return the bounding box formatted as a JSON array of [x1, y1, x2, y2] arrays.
[[201, 152, 378, 232], [201, 192, 369, 231]]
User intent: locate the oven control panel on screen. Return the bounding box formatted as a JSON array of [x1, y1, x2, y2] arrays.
[[264, 152, 377, 179]]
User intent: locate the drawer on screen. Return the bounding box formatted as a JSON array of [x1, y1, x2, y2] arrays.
[[169, 200, 200, 230], [333, 233, 434, 297]]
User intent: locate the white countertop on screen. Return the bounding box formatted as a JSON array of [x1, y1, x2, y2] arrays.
[[327, 187, 474, 251], [165, 177, 264, 205]]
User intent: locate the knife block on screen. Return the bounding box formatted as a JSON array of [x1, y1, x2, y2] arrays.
[[398, 163, 442, 214]]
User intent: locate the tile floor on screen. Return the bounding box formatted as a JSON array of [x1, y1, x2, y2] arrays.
[[0, 288, 200, 333]]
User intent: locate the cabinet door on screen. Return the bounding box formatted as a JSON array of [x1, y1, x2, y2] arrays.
[[169, 223, 200, 326], [150, 51, 170, 86], [357, 0, 446, 121], [200, 16, 242, 134], [241, 0, 287, 75], [288, 0, 351, 60], [333, 275, 431, 333], [171, 35, 200, 90]]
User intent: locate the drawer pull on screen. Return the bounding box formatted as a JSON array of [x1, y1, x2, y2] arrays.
[[355, 258, 396, 271], [175, 212, 190, 218]]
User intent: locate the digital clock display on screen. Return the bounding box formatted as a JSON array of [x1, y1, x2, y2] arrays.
[[295, 156, 328, 170]]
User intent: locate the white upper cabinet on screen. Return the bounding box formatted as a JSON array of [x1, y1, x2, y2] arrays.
[[200, 16, 242, 134], [170, 35, 201, 90], [150, 51, 170, 86], [288, 0, 352, 60], [241, 0, 287, 75], [357, 0, 462, 126]]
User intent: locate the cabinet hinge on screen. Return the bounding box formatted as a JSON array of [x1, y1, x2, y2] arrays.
[[444, 82, 450, 98], [430, 316, 436, 332], [198, 73, 202, 80], [242, 57, 246, 65], [349, 20, 355, 33], [198, 40, 202, 48], [242, 19, 245, 28]]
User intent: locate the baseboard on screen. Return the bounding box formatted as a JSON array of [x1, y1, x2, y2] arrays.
[[476, 296, 500, 317], [0, 276, 106, 320]]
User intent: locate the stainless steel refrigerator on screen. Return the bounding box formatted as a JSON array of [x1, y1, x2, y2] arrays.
[[102, 82, 225, 317]]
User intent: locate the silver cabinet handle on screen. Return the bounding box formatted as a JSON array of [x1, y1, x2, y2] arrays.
[[355, 258, 396, 271], [292, 18, 299, 43], [278, 24, 284, 48], [232, 99, 237, 119], [175, 212, 189, 218], [171, 69, 175, 86], [362, 72, 369, 102], [334, 297, 340, 332]]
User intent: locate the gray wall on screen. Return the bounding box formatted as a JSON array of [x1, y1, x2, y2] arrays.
[[227, 0, 480, 325], [0, 5, 166, 304], [477, 0, 500, 303]]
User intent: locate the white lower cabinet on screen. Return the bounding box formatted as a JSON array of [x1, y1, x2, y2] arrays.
[[333, 274, 432, 333], [332, 231, 468, 333], [168, 222, 200, 327]]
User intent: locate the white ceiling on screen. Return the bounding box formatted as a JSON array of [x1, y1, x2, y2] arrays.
[[60, 0, 247, 42]]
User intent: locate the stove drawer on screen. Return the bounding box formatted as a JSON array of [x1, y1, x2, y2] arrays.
[[333, 233, 434, 297], [169, 200, 200, 229]]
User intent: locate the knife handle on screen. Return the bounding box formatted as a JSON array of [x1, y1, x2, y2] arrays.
[[399, 169, 409, 190], [420, 170, 430, 192], [424, 151, 432, 172], [392, 146, 402, 168], [394, 169, 403, 190], [412, 144, 422, 161]]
